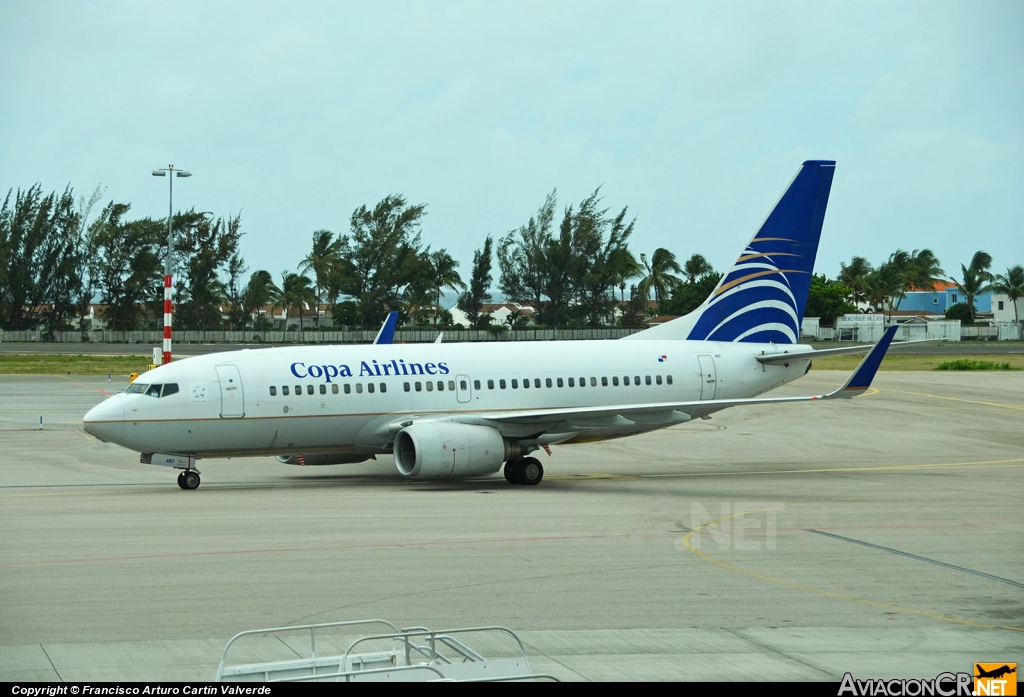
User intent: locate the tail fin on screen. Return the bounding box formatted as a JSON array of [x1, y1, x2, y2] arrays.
[[627, 160, 835, 344]]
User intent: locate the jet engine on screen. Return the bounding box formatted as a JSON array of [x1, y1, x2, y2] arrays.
[[393, 422, 520, 478], [276, 453, 372, 466]]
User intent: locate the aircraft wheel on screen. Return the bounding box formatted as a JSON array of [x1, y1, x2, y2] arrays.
[[177, 471, 187, 489], [504, 459, 523, 484], [182, 471, 201, 490], [520, 457, 543, 486]]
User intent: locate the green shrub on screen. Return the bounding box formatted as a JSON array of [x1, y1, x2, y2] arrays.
[[935, 359, 1016, 371]]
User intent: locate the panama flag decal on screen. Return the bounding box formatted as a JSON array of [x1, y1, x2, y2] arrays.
[[658, 355, 668, 362]]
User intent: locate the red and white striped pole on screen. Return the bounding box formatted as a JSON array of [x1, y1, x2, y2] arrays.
[[152, 164, 191, 365], [163, 273, 173, 365]]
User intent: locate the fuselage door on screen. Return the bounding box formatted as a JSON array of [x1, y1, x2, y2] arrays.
[[456, 374, 472, 404], [215, 365, 245, 418], [697, 354, 717, 400]]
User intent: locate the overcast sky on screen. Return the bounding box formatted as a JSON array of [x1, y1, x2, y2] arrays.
[[2, 1, 1021, 293]]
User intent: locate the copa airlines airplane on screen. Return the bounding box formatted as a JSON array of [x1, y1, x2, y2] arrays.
[[84, 160, 899, 490]]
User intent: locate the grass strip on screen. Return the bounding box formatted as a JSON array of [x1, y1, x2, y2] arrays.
[[0, 354, 156, 376], [814, 353, 1024, 371]]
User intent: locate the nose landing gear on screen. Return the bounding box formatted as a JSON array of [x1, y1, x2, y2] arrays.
[[176, 469, 201, 490]]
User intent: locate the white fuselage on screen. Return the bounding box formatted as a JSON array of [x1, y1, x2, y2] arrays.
[[84, 339, 812, 459]]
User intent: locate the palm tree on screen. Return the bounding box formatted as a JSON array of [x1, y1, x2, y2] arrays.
[[428, 249, 465, 325], [865, 262, 904, 318], [280, 271, 317, 331], [637, 248, 683, 306], [992, 265, 1024, 325], [607, 247, 641, 304], [903, 248, 945, 292], [952, 251, 994, 324], [298, 230, 342, 329], [241, 270, 281, 332], [839, 256, 873, 306], [683, 253, 712, 284]]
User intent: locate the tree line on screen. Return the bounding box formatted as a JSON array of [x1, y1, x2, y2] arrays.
[[1, 183, 1021, 335]]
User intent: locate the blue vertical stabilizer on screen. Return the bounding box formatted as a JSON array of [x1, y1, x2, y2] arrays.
[[626, 160, 835, 344]]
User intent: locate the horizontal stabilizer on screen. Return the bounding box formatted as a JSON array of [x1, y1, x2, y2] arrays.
[[755, 334, 932, 365]]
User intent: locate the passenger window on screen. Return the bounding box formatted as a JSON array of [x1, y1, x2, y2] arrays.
[[344, 384, 351, 394], [269, 386, 277, 396], [473, 380, 481, 390], [601, 377, 608, 387], [487, 380, 494, 389], [447, 380, 455, 391], [426, 382, 434, 392], [381, 383, 387, 393], [437, 381, 444, 391], [332, 384, 339, 394], [556, 378, 563, 388], [460, 380, 468, 391], [623, 376, 630, 386], [567, 378, 574, 387], [162, 383, 179, 397], [590, 377, 597, 387], [295, 385, 301, 396], [355, 383, 363, 394], [534, 379, 541, 388], [499, 379, 506, 389], [404, 382, 411, 392], [307, 384, 314, 395], [367, 383, 375, 394], [282, 385, 290, 396], [666, 375, 673, 385], [522, 378, 529, 389], [656, 375, 663, 385], [415, 382, 422, 392], [145, 384, 161, 398], [545, 378, 552, 388], [511, 379, 518, 389], [645, 375, 652, 385], [634, 375, 640, 385], [579, 377, 586, 387], [612, 377, 619, 386], [319, 384, 326, 395]]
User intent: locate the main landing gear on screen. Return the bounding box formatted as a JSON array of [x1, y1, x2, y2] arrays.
[[177, 469, 201, 490], [504, 457, 544, 486]]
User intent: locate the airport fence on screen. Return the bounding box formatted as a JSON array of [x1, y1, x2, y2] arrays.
[[0, 328, 640, 345]]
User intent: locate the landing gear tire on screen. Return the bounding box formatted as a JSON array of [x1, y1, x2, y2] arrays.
[[504, 459, 523, 484], [181, 471, 201, 490], [520, 457, 543, 486]]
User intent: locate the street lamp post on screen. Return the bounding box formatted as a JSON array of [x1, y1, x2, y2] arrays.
[[151, 165, 191, 365]]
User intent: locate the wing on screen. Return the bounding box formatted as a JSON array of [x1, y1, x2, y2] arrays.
[[465, 324, 898, 429]]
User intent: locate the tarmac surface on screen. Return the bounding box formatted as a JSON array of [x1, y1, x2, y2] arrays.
[[0, 369, 1022, 681]]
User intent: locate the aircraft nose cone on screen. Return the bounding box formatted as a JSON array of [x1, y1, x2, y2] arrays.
[[83, 394, 125, 443]]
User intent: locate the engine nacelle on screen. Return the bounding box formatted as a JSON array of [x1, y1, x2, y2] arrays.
[[277, 453, 372, 466], [393, 423, 518, 478]]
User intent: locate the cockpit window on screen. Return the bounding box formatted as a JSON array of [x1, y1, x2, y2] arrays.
[[124, 383, 179, 398]]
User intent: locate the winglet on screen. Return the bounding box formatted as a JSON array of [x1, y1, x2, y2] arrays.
[[823, 325, 898, 399], [373, 311, 399, 345]]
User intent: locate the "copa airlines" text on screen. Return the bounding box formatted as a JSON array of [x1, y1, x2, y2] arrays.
[[290, 359, 451, 382]]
